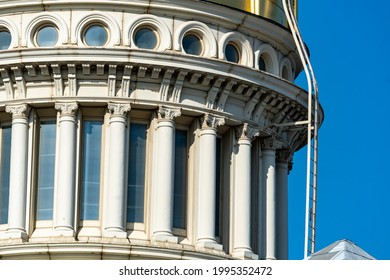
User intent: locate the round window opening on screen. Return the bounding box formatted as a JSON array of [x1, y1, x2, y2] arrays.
[[84, 25, 108, 47], [225, 43, 240, 63], [36, 26, 58, 47], [182, 33, 202, 55], [0, 30, 11, 50], [134, 27, 157, 49]]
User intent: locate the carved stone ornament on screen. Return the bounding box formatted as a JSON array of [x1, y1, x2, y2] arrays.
[[276, 150, 293, 172], [235, 123, 260, 141], [108, 102, 131, 117], [5, 103, 31, 119], [55, 102, 78, 116], [202, 113, 225, 130], [260, 136, 278, 150], [157, 105, 181, 122], [276, 150, 293, 163]]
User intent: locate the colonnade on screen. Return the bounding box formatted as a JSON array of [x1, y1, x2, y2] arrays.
[[0, 102, 292, 260]]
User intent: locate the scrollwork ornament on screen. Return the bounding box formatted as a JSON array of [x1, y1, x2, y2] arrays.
[[202, 113, 225, 130], [261, 136, 278, 150], [157, 105, 181, 122], [108, 102, 131, 118], [55, 102, 78, 117], [235, 123, 260, 141], [5, 103, 31, 119]]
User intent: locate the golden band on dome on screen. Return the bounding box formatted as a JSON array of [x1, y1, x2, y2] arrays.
[[205, 0, 297, 26]]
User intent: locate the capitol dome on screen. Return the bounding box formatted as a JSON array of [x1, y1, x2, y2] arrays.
[[0, 0, 323, 260]]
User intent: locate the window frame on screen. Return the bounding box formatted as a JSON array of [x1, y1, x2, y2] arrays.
[[133, 26, 159, 50], [182, 32, 204, 56], [77, 108, 105, 231], [126, 120, 149, 229], [0, 29, 12, 50], [34, 117, 57, 225], [82, 23, 110, 47], [172, 124, 189, 237], [34, 24, 59, 47], [0, 121, 12, 230]]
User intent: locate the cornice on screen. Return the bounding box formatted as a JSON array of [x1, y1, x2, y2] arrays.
[[0, 48, 313, 111]]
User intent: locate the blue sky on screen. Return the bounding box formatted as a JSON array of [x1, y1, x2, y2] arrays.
[[288, 0, 390, 260]]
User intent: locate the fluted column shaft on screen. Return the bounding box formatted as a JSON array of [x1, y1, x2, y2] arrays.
[[196, 114, 224, 249], [232, 124, 258, 259], [54, 102, 78, 235], [104, 103, 131, 237], [152, 106, 181, 242], [5, 104, 30, 239], [276, 151, 292, 260], [261, 137, 277, 260]]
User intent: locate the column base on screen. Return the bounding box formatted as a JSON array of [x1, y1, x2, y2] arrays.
[[232, 250, 258, 260], [0, 230, 28, 243], [151, 234, 179, 244], [102, 229, 128, 239], [53, 228, 75, 237], [196, 241, 223, 251]]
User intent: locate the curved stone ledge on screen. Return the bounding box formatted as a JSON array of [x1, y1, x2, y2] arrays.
[[0, 242, 232, 260]]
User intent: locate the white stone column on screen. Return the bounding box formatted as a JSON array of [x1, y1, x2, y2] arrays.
[[261, 137, 277, 260], [276, 150, 292, 260], [232, 123, 259, 259], [196, 113, 224, 250], [5, 104, 30, 240], [151, 106, 181, 243], [104, 102, 131, 238], [54, 102, 78, 236]]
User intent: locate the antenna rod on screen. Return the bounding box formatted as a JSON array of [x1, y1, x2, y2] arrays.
[[281, 0, 320, 259]]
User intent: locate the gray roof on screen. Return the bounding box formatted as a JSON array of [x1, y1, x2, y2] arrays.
[[307, 239, 376, 260]]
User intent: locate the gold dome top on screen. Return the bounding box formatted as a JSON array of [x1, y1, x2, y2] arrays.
[[206, 0, 297, 26]]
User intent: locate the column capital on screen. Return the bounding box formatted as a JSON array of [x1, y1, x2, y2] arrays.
[[5, 104, 30, 119], [55, 102, 78, 117], [108, 102, 131, 118], [276, 150, 293, 172], [202, 113, 225, 130], [235, 123, 259, 142], [260, 136, 278, 150], [276, 150, 293, 163], [157, 105, 181, 122]]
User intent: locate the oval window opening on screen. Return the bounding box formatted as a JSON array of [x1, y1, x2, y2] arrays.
[[84, 25, 108, 47], [134, 27, 157, 49], [183, 33, 202, 55], [0, 30, 11, 50], [259, 55, 267, 71], [225, 43, 239, 63], [36, 26, 58, 47]]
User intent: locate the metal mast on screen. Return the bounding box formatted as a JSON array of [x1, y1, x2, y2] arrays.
[[282, 0, 320, 259]]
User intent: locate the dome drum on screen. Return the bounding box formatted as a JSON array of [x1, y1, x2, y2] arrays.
[[0, 0, 323, 260]]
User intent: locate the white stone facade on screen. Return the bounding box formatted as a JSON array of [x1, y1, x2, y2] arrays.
[[0, 0, 323, 260]]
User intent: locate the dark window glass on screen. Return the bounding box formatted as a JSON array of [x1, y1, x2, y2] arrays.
[[84, 25, 108, 47], [127, 123, 147, 223], [36, 121, 56, 220], [215, 137, 222, 237], [0, 31, 11, 50], [134, 27, 157, 49], [36, 26, 58, 47], [183, 33, 202, 55], [81, 121, 102, 220], [225, 43, 239, 63], [282, 66, 289, 79], [0, 126, 11, 224], [173, 129, 187, 229], [259, 55, 267, 71]]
